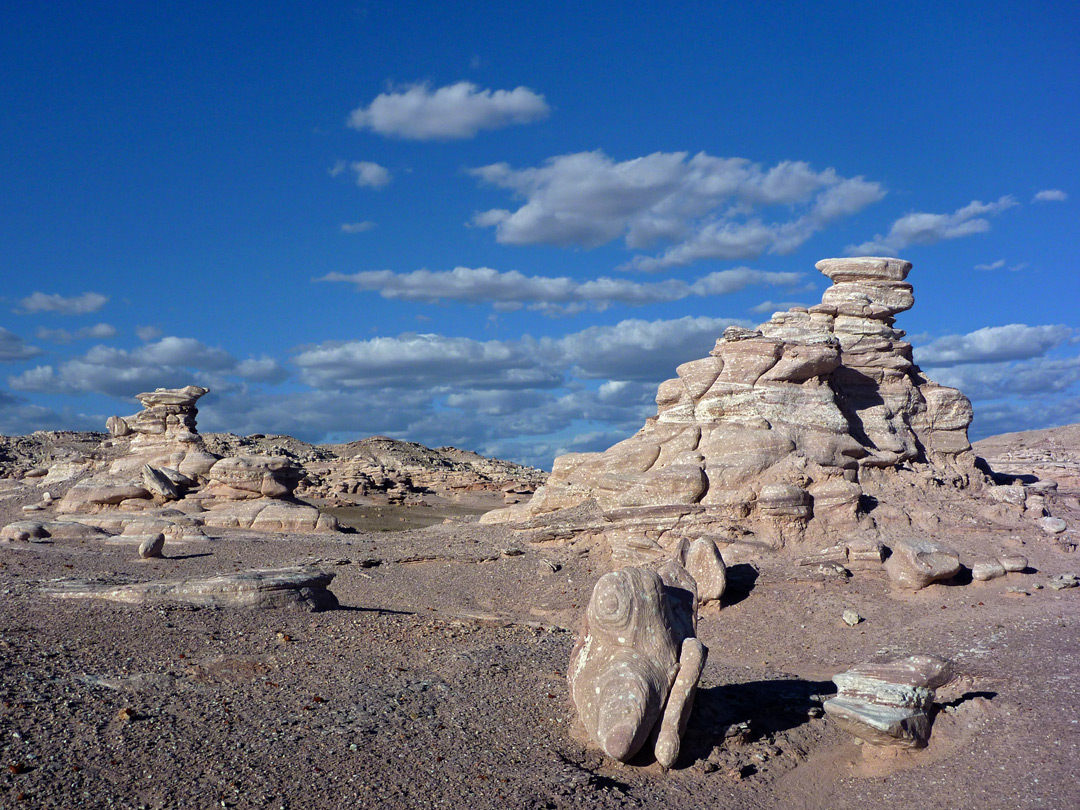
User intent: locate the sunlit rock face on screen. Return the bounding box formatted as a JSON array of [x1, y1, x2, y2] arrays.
[[484, 258, 981, 559]]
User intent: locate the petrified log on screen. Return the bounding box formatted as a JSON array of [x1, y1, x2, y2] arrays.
[[569, 565, 706, 768]]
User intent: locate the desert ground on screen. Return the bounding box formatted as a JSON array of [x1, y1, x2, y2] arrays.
[[0, 424, 1076, 809]]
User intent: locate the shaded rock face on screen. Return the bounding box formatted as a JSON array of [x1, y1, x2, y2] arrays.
[[569, 564, 706, 768], [486, 258, 982, 559]]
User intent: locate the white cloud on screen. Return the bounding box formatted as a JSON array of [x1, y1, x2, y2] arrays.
[[0, 327, 43, 362], [557, 315, 745, 381], [341, 221, 376, 234], [0, 390, 102, 436], [235, 357, 289, 384], [349, 161, 391, 188], [294, 333, 559, 391], [8, 337, 276, 399], [847, 195, 1018, 256], [136, 325, 163, 341], [974, 259, 1006, 271], [1033, 189, 1067, 202], [35, 323, 117, 344], [348, 81, 549, 140], [16, 291, 109, 315], [916, 324, 1073, 367], [749, 300, 808, 314], [319, 265, 802, 316], [469, 150, 883, 268]]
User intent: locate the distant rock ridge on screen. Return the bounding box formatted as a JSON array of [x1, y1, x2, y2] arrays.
[[483, 257, 1035, 561]]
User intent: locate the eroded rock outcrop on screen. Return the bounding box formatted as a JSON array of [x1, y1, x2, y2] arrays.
[[569, 563, 706, 768], [485, 258, 993, 563], [49, 387, 337, 535]]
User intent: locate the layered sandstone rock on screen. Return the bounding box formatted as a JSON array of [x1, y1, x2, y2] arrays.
[[484, 258, 985, 561], [824, 655, 953, 748], [50, 387, 337, 534]]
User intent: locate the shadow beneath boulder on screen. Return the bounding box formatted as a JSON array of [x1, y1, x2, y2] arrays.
[[681, 676, 836, 764], [721, 563, 759, 607], [165, 552, 213, 560]]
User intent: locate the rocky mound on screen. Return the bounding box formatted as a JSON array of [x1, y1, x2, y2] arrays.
[[483, 257, 1064, 569], [974, 423, 1080, 495]]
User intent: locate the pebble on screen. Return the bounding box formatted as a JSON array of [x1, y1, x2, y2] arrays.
[[138, 533, 166, 559], [1038, 517, 1067, 535], [1047, 573, 1078, 590], [842, 609, 861, 627], [999, 555, 1028, 572], [971, 560, 1006, 582]]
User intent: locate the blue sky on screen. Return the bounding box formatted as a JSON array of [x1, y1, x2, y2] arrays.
[[1, 0, 1077, 468]]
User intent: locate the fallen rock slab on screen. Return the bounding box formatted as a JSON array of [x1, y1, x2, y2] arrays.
[[884, 538, 961, 589], [45, 566, 338, 611], [824, 654, 953, 748]]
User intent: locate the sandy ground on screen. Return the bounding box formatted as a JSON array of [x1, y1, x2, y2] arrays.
[[1, 460, 1078, 808]]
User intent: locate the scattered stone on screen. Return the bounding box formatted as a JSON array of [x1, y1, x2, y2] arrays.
[[823, 654, 952, 748], [137, 533, 165, 559], [884, 538, 961, 589], [999, 555, 1028, 572], [1047, 573, 1078, 590], [673, 536, 726, 604], [842, 609, 861, 626], [569, 564, 706, 769], [21, 504, 43, 513], [1004, 587, 1030, 597], [46, 566, 339, 611], [970, 559, 1006, 582], [1039, 517, 1068, 535], [0, 520, 49, 543]]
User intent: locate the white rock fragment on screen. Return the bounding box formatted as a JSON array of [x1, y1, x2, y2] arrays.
[[137, 532, 165, 559]]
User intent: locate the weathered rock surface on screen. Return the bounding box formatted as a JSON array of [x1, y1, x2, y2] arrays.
[[823, 654, 953, 748], [46, 566, 338, 610], [883, 538, 962, 590], [38, 387, 340, 535], [484, 257, 1061, 570], [137, 532, 165, 558], [569, 564, 706, 768]]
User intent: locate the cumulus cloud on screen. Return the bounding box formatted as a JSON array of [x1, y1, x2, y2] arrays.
[[35, 323, 117, 344], [341, 221, 376, 234], [8, 337, 278, 399], [468, 150, 884, 268], [557, 316, 743, 381], [16, 291, 109, 315], [350, 161, 391, 188], [294, 333, 560, 391], [749, 300, 808, 314], [319, 265, 802, 316], [348, 81, 549, 140], [916, 324, 1072, 367], [0, 390, 102, 436], [1033, 189, 1067, 202], [847, 195, 1018, 256], [0, 327, 43, 362]]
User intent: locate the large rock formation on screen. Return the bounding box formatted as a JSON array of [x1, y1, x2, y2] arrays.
[[484, 258, 987, 561], [51, 387, 337, 534]]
